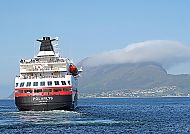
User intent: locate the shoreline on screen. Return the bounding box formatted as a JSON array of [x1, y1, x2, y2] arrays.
[[80, 96, 190, 99], [2, 96, 190, 100]]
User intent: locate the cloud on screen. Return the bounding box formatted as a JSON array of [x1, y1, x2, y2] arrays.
[[83, 40, 190, 68]]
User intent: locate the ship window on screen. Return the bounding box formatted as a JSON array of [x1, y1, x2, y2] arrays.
[[64, 88, 71, 91], [47, 81, 52, 86], [54, 81, 59, 85], [24, 90, 32, 93], [43, 89, 52, 92], [40, 81, 45, 86], [61, 81, 66, 85], [15, 90, 23, 93], [34, 89, 42, 93], [16, 83, 19, 87], [33, 82, 38, 86], [68, 81, 71, 85], [54, 88, 62, 92], [26, 82, 31, 87], [20, 82, 25, 87]]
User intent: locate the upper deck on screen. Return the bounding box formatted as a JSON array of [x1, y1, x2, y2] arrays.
[[20, 56, 68, 73], [16, 36, 82, 81]]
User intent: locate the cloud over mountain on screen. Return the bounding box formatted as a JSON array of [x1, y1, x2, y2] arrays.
[[82, 40, 190, 68]]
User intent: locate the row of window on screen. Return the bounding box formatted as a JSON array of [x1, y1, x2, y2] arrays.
[[15, 88, 72, 94], [16, 81, 71, 87]]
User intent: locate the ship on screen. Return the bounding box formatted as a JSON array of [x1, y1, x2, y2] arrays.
[[15, 37, 82, 111]]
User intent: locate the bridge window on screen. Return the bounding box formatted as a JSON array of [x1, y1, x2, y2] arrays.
[[40, 81, 45, 86], [20, 82, 25, 87], [54, 88, 62, 92], [64, 88, 71, 91], [54, 81, 59, 85], [26, 82, 31, 87], [61, 81, 66, 85], [33, 82, 38, 86], [43, 89, 52, 92], [47, 81, 52, 86], [34, 89, 42, 93]]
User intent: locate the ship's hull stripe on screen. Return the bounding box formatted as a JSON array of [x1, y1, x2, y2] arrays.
[[15, 91, 73, 97], [15, 86, 77, 97]]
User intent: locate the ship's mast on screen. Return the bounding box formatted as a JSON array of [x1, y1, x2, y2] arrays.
[[53, 37, 60, 57]]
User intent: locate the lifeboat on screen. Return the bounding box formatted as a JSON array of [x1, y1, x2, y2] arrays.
[[69, 64, 78, 76]]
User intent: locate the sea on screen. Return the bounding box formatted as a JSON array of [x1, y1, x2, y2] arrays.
[[1, 97, 190, 134]]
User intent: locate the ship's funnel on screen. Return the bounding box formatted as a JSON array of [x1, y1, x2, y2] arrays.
[[37, 37, 56, 52], [37, 37, 56, 57]]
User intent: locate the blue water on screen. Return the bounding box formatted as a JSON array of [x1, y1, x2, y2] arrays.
[[1, 98, 190, 133]]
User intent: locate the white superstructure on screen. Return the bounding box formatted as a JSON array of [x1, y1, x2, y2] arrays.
[[15, 37, 80, 89]]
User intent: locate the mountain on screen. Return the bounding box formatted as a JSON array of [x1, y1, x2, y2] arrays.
[[78, 59, 190, 97]]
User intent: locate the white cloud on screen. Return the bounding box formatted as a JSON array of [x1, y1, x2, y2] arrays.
[[83, 40, 190, 68]]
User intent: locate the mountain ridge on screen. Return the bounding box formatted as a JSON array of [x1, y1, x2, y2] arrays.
[[78, 59, 190, 97]]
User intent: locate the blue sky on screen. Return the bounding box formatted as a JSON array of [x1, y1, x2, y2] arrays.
[[0, 0, 190, 98]]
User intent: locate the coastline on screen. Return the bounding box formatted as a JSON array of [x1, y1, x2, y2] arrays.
[[80, 95, 190, 99], [2, 95, 190, 100]]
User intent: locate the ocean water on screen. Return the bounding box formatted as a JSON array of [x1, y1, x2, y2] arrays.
[[1, 97, 190, 134]]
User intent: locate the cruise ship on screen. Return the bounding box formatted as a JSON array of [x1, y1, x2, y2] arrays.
[[15, 37, 82, 111]]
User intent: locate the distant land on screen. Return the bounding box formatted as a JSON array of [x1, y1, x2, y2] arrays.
[[78, 58, 190, 98]]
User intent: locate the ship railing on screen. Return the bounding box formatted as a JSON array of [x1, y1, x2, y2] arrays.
[[21, 67, 67, 72], [20, 59, 66, 64], [17, 75, 66, 80]]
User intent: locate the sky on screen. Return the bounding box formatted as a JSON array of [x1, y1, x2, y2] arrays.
[[0, 0, 190, 98]]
